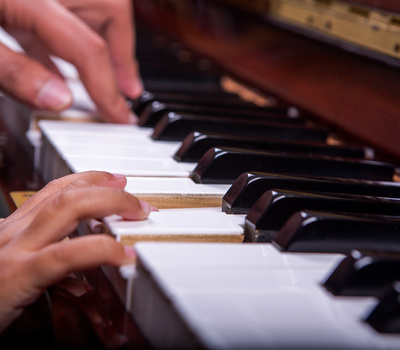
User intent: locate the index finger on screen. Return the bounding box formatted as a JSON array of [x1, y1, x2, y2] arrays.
[[17, 182, 151, 250], [29, 1, 135, 123], [101, 0, 143, 98], [8, 172, 127, 221]]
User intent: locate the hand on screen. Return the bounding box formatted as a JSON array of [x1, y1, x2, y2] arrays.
[[0, 0, 143, 123], [0, 171, 151, 333]]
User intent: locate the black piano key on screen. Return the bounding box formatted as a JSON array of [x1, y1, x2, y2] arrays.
[[140, 101, 303, 128], [191, 147, 395, 184], [131, 90, 245, 116], [152, 114, 328, 142], [365, 281, 400, 333], [223, 172, 400, 214], [132, 89, 253, 113], [174, 132, 367, 163], [272, 210, 400, 254], [244, 190, 400, 241], [323, 249, 400, 297]]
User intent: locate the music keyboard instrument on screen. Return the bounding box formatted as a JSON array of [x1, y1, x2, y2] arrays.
[[2, 0, 400, 348]]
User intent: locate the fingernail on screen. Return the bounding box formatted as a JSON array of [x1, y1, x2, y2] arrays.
[[133, 79, 144, 96], [37, 79, 72, 110], [128, 112, 138, 124], [139, 199, 153, 214], [112, 173, 126, 180], [124, 245, 136, 259]]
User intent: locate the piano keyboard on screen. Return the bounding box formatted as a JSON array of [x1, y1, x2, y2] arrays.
[[31, 21, 400, 349]]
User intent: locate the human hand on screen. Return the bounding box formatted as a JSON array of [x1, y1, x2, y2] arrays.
[[0, 171, 151, 333], [0, 0, 142, 123]]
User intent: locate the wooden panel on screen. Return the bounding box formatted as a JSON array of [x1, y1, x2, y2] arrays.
[[352, 0, 400, 12], [135, 0, 400, 163]]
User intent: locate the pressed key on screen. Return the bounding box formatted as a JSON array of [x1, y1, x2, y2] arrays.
[[323, 249, 400, 297], [191, 147, 394, 184], [139, 101, 301, 127], [223, 172, 400, 214], [365, 281, 400, 333], [272, 210, 400, 254], [152, 113, 328, 142], [244, 190, 400, 242], [174, 132, 367, 163]]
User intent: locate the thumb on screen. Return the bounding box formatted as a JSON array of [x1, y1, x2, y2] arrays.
[[0, 43, 72, 110]]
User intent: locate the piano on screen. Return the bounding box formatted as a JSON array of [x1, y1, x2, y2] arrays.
[[1, 0, 400, 348]]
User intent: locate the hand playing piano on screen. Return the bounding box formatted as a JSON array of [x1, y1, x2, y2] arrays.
[[0, 171, 151, 333], [0, 0, 143, 123]]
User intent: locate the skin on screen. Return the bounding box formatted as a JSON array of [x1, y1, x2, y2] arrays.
[[0, 171, 152, 333], [0, 0, 148, 333], [0, 0, 143, 123]]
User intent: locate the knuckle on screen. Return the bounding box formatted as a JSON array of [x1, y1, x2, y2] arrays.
[[68, 179, 91, 189], [49, 244, 69, 264], [84, 35, 108, 59], [52, 186, 79, 210], [43, 178, 65, 192], [95, 235, 120, 259]]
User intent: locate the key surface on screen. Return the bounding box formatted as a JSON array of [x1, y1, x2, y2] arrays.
[[192, 147, 395, 184]]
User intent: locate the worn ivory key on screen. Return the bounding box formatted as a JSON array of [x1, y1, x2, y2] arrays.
[[124, 177, 231, 209], [103, 207, 245, 245]]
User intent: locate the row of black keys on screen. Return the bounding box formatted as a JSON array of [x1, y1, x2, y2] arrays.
[[130, 89, 400, 254], [129, 87, 400, 333]]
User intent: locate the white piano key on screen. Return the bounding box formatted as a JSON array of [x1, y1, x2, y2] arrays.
[[104, 208, 245, 240], [169, 288, 379, 350], [39, 119, 152, 137], [52, 142, 180, 160], [124, 177, 230, 196], [38, 120, 196, 178], [133, 242, 342, 270], [43, 131, 152, 145], [38, 121, 181, 156], [129, 242, 400, 350], [44, 134, 175, 157], [66, 155, 195, 177]]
